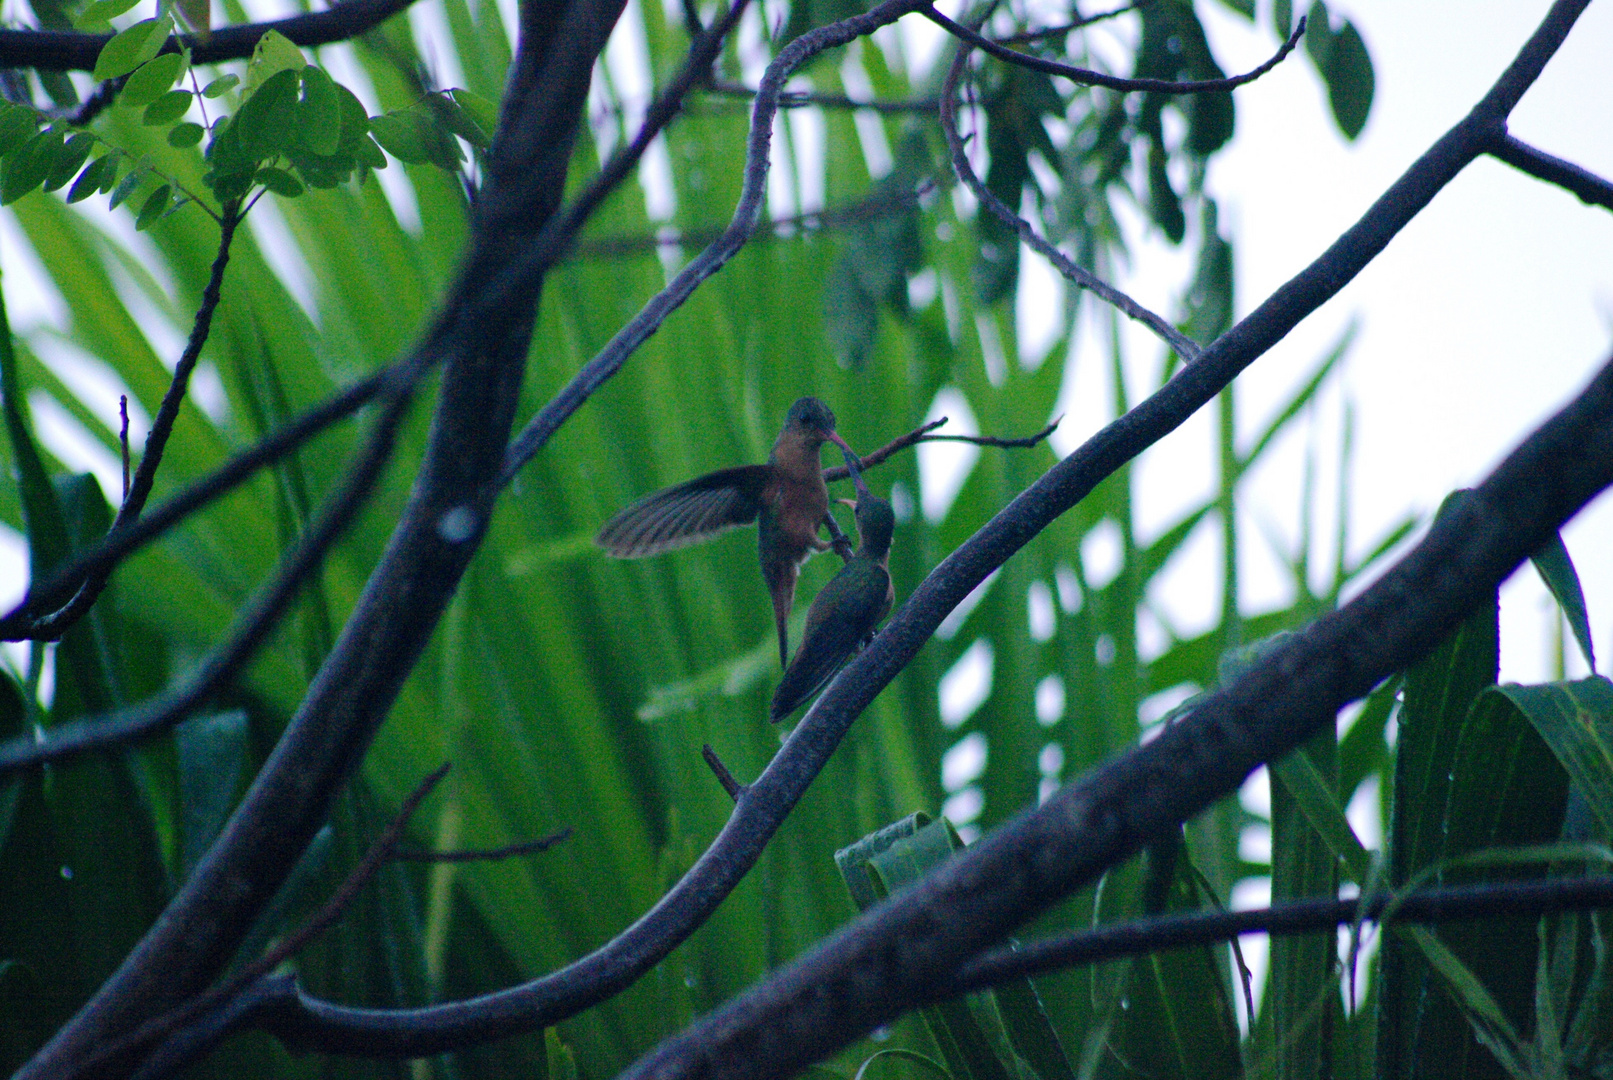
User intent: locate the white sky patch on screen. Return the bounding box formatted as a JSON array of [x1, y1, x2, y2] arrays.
[[1054, 563, 1082, 613], [975, 311, 1007, 386], [1080, 517, 1124, 591], [1035, 674, 1064, 726], [0, 524, 24, 611], [1038, 741, 1063, 777], [916, 385, 979, 522], [736, 3, 771, 87], [841, 44, 895, 179], [27, 390, 122, 502], [490, 0, 519, 55], [1240, 764, 1271, 819], [942, 785, 984, 828], [602, 0, 677, 222], [939, 638, 993, 728], [785, 90, 826, 216], [907, 267, 937, 310], [1346, 774, 1383, 853], [408, 0, 469, 92], [1026, 579, 1055, 642], [246, 197, 321, 323], [1142, 511, 1221, 640], [767, 109, 799, 222], [941, 731, 987, 791], [1016, 241, 1064, 370]]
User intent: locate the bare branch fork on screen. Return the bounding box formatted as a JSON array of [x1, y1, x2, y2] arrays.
[[0, 0, 747, 775], [9, 202, 241, 643], [113, 0, 1595, 1068], [1489, 134, 1613, 213]]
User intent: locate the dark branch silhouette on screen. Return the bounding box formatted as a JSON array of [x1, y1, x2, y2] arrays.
[[14, 203, 241, 643], [611, 340, 1613, 1080], [703, 80, 939, 113], [0, 366, 390, 643], [70, 765, 452, 1078], [941, 29, 1200, 359], [0, 0, 421, 72], [1490, 133, 1613, 213], [392, 828, 572, 862], [113, 1, 1595, 1068], [952, 875, 1613, 993], [925, 7, 1305, 96]]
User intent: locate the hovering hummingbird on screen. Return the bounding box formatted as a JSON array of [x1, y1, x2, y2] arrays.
[[596, 397, 858, 669], [770, 451, 894, 722]]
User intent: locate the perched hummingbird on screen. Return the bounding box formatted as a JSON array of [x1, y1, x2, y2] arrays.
[[596, 397, 857, 669], [769, 452, 894, 722]]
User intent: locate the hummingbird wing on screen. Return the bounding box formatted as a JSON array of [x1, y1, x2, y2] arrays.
[[596, 465, 772, 557], [769, 561, 891, 722]]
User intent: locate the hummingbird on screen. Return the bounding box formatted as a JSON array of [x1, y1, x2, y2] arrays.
[[596, 397, 858, 669], [770, 451, 894, 722]]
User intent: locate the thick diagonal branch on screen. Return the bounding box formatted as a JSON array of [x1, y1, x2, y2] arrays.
[[159, 0, 1591, 1065], [14, 0, 627, 1076]]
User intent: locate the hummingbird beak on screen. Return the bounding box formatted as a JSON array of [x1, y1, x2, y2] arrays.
[[835, 497, 858, 510], [839, 445, 870, 499]]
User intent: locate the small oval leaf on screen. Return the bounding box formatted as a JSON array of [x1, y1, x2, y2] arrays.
[[202, 73, 240, 99], [107, 166, 144, 210], [253, 165, 302, 197], [44, 130, 94, 191], [121, 51, 187, 108], [66, 154, 113, 203], [135, 182, 171, 229], [167, 122, 205, 148], [93, 14, 171, 81], [296, 66, 340, 156], [143, 89, 192, 126]]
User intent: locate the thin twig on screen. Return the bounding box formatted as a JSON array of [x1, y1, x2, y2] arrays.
[[818, 417, 1057, 483], [566, 181, 933, 263], [993, 1, 1142, 44], [499, 0, 936, 487], [72, 764, 452, 1078], [705, 80, 939, 113], [951, 876, 1613, 992], [702, 744, 745, 802], [118, 395, 130, 504], [0, 368, 390, 642], [393, 828, 572, 862], [22, 203, 242, 642], [1489, 133, 1613, 213], [939, 38, 1200, 359], [927, 7, 1306, 96]]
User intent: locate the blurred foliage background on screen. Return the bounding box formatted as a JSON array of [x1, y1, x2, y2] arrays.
[[2, 0, 1611, 1078]]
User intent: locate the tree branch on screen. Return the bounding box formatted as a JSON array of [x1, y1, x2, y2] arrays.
[[940, 30, 1201, 360], [818, 417, 1057, 483], [1489, 133, 1613, 213], [0, 0, 421, 72], [499, 0, 936, 485], [925, 6, 1305, 95], [703, 80, 939, 113], [952, 875, 1613, 993], [0, 366, 390, 642], [136, 0, 1593, 1066], [14, 0, 631, 1074], [615, 340, 1613, 1080], [13, 203, 241, 642]]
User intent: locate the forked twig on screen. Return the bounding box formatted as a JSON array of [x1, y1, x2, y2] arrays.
[[927, 8, 1305, 96], [939, 28, 1202, 360], [393, 828, 572, 862], [701, 744, 746, 802], [820, 417, 1059, 483]]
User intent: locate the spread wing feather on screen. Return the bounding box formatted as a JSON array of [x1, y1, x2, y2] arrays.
[[596, 465, 771, 557]]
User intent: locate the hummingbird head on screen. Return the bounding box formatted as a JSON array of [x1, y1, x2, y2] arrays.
[[785, 397, 855, 457], [854, 495, 895, 559]]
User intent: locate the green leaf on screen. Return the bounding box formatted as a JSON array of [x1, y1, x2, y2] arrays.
[[0, 105, 39, 158], [107, 166, 144, 209], [202, 73, 240, 98], [43, 131, 95, 192], [120, 50, 187, 108], [294, 66, 341, 156], [1323, 21, 1374, 140], [142, 89, 192, 126], [92, 13, 172, 81], [72, 0, 141, 29], [245, 28, 305, 92], [1531, 534, 1596, 670], [134, 183, 171, 230], [236, 68, 300, 158], [175, 711, 249, 880], [1147, 140, 1185, 244], [1491, 678, 1613, 840], [66, 154, 110, 203], [167, 121, 204, 148], [447, 87, 498, 145], [367, 110, 432, 165], [254, 165, 303, 197], [1, 130, 62, 205], [354, 133, 386, 170]]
